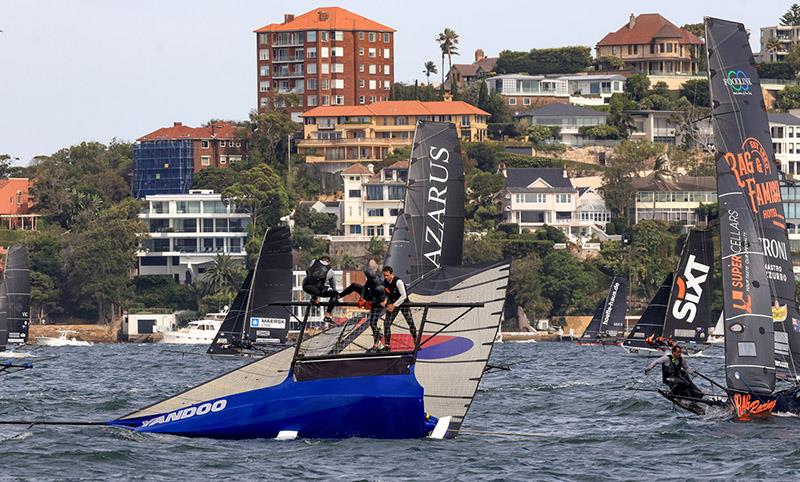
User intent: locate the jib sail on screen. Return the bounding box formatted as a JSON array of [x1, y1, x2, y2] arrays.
[[4, 247, 30, 346], [707, 17, 783, 393], [622, 273, 673, 350], [580, 276, 627, 342], [662, 228, 715, 345]]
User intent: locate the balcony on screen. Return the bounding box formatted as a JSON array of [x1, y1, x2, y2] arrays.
[[272, 70, 304, 79], [277, 87, 304, 94], [272, 53, 305, 63], [299, 137, 409, 146]]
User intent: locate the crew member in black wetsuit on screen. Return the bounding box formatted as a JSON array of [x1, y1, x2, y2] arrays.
[[382, 266, 417, 352], [302, 255, 338, 323], [339, 264, 386, 352], [644, 344, 703, 398]]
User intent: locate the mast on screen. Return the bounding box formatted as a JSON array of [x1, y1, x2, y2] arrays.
[[706, 17, 783, 394]]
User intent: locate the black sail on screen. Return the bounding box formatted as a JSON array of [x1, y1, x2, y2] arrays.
[[623, 273, 673, 350], [245, 226, 293, 345], [207, 270, 253, 355], [4, 246, 30, 346], [662, 229, 715, 345], [384, 213, 413, 284], [579, 300, 605, 342], [707, 17, 782, 393], [0, 283, 7, 351], [599, 276, 628, 337], [401, 121, 465, 282]]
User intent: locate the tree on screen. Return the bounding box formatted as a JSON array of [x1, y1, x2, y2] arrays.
[[245, 105, 301, 168], [436, 28, 460, 84], [466, 142, 501, 172], [466, 171, 504, 229], [607, 93, 637, 138], [202, 254, 243, 296], [526, 125, 558, 146], [423, 61, 437, 85], [367, 237, 386, 261], [611, 140, 663, 174], [24, 230, 65, 322], [191, 167, 239, 191], [495, 47, 593, 75], [681, 23, 704, 39], [679, 79, 710, 107], [624, 74, 651, 102], [222, 163, 290, 231], [786, 44, 800, 73], [651, 81, 670, 97], [639, 94, 672, 110], [766, 37, 783, 56], [600, 164, 635, 219], [540, 250, 603, 316], [293, 206, 337, 234], [595, 56, 624, 70], [510, 254, 552, 322], [627, 220, 679, 300], [782, 4, 800, 26], [578, 124, 620, 139], [291, 227, 328, 267], [463, 236, 504, 264], [757, 62, 796, 80], [775, 85, 800, 110]]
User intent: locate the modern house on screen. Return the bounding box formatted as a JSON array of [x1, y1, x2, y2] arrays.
[[596, 13, 703, 75], [132, 121, 244, 198], [561, 74, 627, 105], [340, 162, 406, 239], [445, 49, 498, 90], [298, 100, 488, 171], [630, 174, 716, 226], [515, 103, 610, 147], [0, 178, 37, 230], [501, 167, 610, 243], [769, 111, 800, 176], [254, 7, 395, 121], [760, 24, 800, 63], [626, 110, 713, 148], [137, 190, 250, 283], [484, 73, 625, 113]]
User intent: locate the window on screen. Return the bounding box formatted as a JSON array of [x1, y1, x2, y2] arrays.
[[259, 33, 268, 44], [366, 185, 383, 200], [358, 96, 365, 104], [220, 140, 226, 147], [509, 98, 517, 105], [307, 63, 317, 74], [333, 95, 345, 105], [259, 49, 269, 60], [204, 201, 227, 213], [369, 95, 376, 103], [259, 65, 270, 77], [359, 79, 365, 88], [307, 47, 317, 58], [369, 80, 377, 90], [388, 186, 405, 200], [368, 32, 376, 42], [383, 33, 390, 42], [389, 208, 400, 216], [666, 43, 673, 53], [359, 48, 365, 56], [307, 95, 318, 106], [219, 155, 227, 165], [368, 48, 376, 58], [320, 47, 329, 58], [369, 65, 377, 74], [367, 208, 385, 217], [229, 155, 241, 163], [384, 65, 390, 75], [384, 80, 390, 90], [201, 140, 209, 149], [334, 31, 344, 41], [321, 63, 329, 74], [332, 47, 344, 57], [556, 193, 572, 203], [332, 79, 344, 89], [321, 31, 328, 42], [348, 189, 362, 198], [321, 79, 329, 90], [307, 31, 316, 42], [349, 225, 362, 234], [307, 78, 317, 90], [201, 156, 210, 166], [322, 95, 330, 105], [523, 98, 531, 105], [359, 32, 365, 40], [332, 63, 344, 73], [259, 81, 269, 92], [383, 49, 390, 59]]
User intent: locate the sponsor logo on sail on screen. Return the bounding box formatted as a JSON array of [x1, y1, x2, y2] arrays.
[[732, 393, 776, 419], [671, 255, 710, 324], [724, 70, 752, 95], [141, 399, 227, 428], [722, 137, 782, 216], [601, 281, 622, 327], [250, 317, 286, 329], [424, 146, 450, 268], [772, 301, 788, 322], [727, 210, 752, 314]]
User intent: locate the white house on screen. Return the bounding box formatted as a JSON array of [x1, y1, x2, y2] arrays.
[[340, 161, 406, 240], [769, 112, 800, 176], [515, 103, 610, 146], [137, 190, 250, 283]]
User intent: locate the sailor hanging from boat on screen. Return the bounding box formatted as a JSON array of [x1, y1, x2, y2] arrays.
[[382, 265, 418, 351], [644, 344, 703, 399], [338, 261, 387, 352], [302, 255, 339, 324]]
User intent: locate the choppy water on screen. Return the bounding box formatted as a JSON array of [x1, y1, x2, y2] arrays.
[[1, 342, 800, 480]]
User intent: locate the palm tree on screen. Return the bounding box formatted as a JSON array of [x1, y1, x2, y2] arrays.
[[423, 61, 438, 85], [436, 28, 460, 84], [203, 254, 241, 295]]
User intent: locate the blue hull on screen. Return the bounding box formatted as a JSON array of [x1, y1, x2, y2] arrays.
[[109, 370, 433, 439]]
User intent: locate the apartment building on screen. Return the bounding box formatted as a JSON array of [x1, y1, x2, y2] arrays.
[[760, 25, 800, 63], [485, 73, 625, 113], [254, 7, 395, 121], [298, 100, 488, 171], [769, 112, 800, 175], [630, 174, 716, 226], [596, 13, 703, 75], [515, 103, 610, 146], [502, 168, 610, 242], [340, 162, 406, 239], [132, 122, 244, 198], [137, 190, 250, 283]]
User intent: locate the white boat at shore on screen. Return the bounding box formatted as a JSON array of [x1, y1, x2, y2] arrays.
[[36, 330, 93, 347], [0, 350, 35, 358], [160, 312, 226, 345]]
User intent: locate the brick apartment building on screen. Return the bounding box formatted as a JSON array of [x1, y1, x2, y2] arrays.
[[132, 121, 245, 198], [254, 7, 395, 121]]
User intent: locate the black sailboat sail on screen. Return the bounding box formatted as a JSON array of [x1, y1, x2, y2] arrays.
[[244, 226, 293, 345], [207, 270, 253, 355], [579, 276, 627, 343], [707, 17, 781, 394], [4, 247, 30, 346], [623, 273, 673, 351], [0, 283, 7, 351], [662, 229, 715, 345], [579, 301, 605, 342]]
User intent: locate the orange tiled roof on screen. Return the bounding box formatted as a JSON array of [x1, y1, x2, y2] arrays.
[[301, 101, 489, 118], [138, 122, 239, 142], [597, 13, 703, 47], [387, 160, 409, 170], [341, 164, 373, 175], [255, 7, 394, 33]]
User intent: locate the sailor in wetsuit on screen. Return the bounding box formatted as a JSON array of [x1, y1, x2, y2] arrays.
[[644, 344, 703, 398], [339, 265, 386, 352], [302, 255, 338, 323], [382, 266, 417, 351]]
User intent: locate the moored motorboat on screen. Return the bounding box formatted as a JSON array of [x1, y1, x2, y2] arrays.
[[36, 330, 93, 347], [161, 315, 225, 345]]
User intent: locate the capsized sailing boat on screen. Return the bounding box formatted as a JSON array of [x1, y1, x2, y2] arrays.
[[577, 276, 628, 346], [623, 228, 715, 356], [207, 226, 292, 356], [658, 17, 800, 417], [109, 121, 508, 439]]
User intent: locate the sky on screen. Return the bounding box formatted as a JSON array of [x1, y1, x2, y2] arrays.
[[0, 0, 786, 163]]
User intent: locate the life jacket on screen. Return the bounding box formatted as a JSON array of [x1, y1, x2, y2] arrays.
[[305, 259, 330, 290], [661, 355, 685, 383], [384, 277, 402, 304]]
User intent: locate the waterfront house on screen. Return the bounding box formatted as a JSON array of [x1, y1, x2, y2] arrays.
[[630, 173, 716, 226], [0, 178, 37, 230], [515, 103, 610, 147], [445, 49, 498, 90]]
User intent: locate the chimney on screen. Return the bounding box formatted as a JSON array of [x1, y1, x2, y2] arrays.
[[563, 169, 568, 180], [173, 122, 182, 127], [629, 13, 636, 29], [367, 163, 374, 174], [318, 10, 329, 21], [475, 48, 486, 62], [284, 14, 294, 23]]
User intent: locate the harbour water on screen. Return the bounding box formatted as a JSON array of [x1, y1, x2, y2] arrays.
[[2, 342, 800, 480]]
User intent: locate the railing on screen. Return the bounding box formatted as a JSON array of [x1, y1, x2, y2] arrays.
[[299, 138, 406, 145]]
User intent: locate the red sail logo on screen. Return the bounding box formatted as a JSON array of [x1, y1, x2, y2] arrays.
[[722, 137, 783, 224], [732, 392, 776, 420]]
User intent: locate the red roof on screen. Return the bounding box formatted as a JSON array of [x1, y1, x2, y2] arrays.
[[302, 101, 489, 118], [597, 13, 703, 47], [255, 7, 394, 33], [138, 122, 239, 142], [341, 164, 373, 175], [387, 160, 409, 170]]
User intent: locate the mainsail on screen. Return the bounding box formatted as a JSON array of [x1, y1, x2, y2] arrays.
[[0, 283, 7, 351], [579, 276, 628, 342], [245, 226, 292, 345], [662, 228, 715, 345], [622, 273, 673, 350], [707, 17, 783, 394], [4, 247, 30, 346], [207, 270, 253, 355]]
